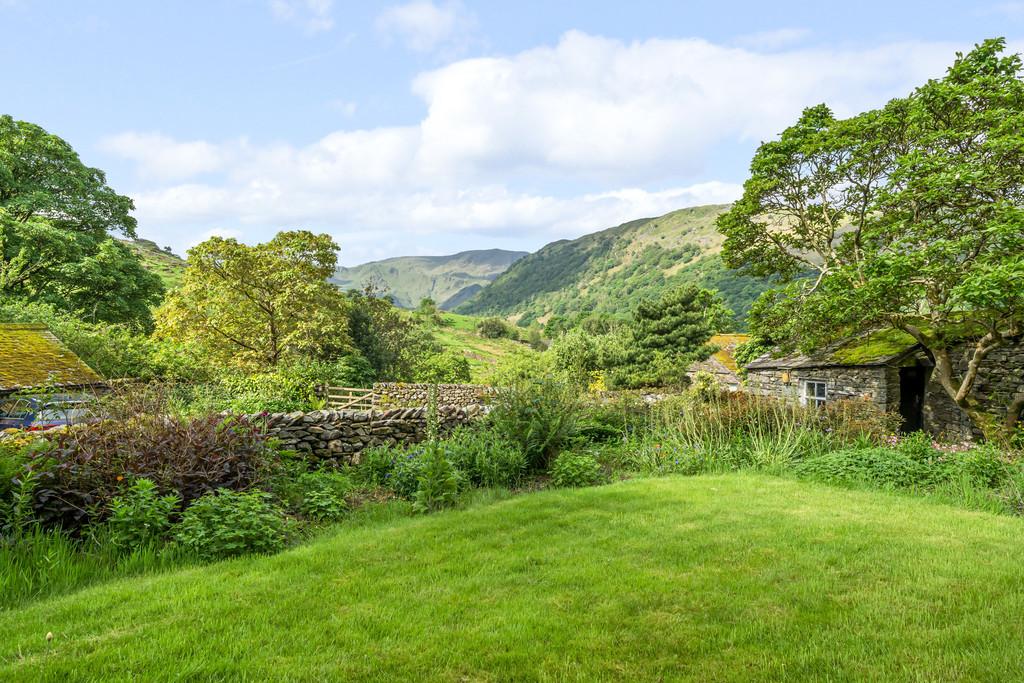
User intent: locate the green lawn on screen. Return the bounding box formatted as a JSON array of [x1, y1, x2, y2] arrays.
[[3, 474, 1024, 680]]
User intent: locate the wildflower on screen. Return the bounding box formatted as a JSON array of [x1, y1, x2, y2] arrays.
[[116, 475, 124, 482]]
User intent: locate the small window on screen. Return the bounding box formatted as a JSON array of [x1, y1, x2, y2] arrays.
[[804, 380, 827, 408]]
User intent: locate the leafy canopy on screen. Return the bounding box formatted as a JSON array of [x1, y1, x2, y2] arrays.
[[0, 115, 162, 327], [156, 231, 352, 368]]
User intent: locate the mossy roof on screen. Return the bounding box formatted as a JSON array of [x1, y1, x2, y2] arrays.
[[746, 328, 920, 370], [0, 323, 103, 392]]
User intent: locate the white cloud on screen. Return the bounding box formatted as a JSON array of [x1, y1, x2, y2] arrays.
[[106, 32, 976, 262], [270, 0, 334, 33], [376, 1, 473, 53], [99, 133, 229, 181]]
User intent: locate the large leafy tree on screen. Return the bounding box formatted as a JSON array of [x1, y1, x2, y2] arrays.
[[0, 115, 162, 326], [156, 231, 353, 368], [718, 39, 1024, 437]]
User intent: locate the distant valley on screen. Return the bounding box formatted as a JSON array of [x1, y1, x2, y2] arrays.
[[330, 249, 527, 310]]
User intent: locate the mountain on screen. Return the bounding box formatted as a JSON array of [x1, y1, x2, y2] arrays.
[[331, 249, 528, 310], [123, 238, 187, 289], [455, 204, 771, 327]]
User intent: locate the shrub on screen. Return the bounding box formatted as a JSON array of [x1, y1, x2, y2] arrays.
[[476, 317, 518, 340], [792, 447, 939, 489], [413, 443, 462, 513], [442, 427, 527, 488], [29, 410, 271, 530], [357, 444, 402, 488], [106, 478, 180, 552], [488, 380, 582, 470], [550, 452, 604, 488], [296, 471, 351, 522], [415, 349, 472, 384], [390, 449, 429, 499], [173, 489, 288, 560]]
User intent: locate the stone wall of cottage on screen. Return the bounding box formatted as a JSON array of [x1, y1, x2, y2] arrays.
[[372, 382, 497, 409], [923, 337, 1024, 440], [260, 405, 483, 465], [744, 365, 899, 409]]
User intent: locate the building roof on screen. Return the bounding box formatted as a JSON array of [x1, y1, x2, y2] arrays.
[[0, 323, 103, 393], [746, 328, 921, 371], [689, 333, 750, 384]]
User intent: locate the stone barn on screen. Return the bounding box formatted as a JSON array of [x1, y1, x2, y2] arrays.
[[743, 329, 1024, 439]]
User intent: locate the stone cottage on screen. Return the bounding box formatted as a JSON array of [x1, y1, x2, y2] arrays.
[[743, 329, 1024, 439], [0, 323, 103, 396]]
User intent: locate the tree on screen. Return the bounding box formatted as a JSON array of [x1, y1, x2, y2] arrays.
[[615, 285, 726, 388], [346, 285, 433, 381], [718, 39, 1024, 437], [156, 231, 352, 368], [0, 115, 161, 327]]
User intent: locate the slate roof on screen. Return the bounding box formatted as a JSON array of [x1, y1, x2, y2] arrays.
[[0, 323, 103, 393], [745, 328, 921, 371]]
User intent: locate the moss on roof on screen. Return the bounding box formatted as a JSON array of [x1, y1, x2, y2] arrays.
[[709, 334, 750, 373], [0, 323, 102, 392], [828, 328, 919, 365]]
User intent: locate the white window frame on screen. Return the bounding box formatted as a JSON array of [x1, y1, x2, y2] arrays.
[[803, 380, 828, 408]]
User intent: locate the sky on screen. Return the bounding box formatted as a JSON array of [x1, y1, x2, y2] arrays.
[[2, 1, 1023, 265]]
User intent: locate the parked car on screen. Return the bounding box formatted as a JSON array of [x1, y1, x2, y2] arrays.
[[0, 394, 95, 431]]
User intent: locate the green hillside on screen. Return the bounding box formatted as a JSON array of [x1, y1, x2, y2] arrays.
[[431, 312, 536, 381], [331, 249, 528, 310], [123, 238, 187, 290], [456, 204, 771, 327]]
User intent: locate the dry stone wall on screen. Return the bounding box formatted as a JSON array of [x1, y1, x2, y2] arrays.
[[260, 405, 483, 465], [373, 382, 497, 409]]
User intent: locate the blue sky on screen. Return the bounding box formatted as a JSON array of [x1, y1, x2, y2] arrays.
[[2, 1, 1022, 265]]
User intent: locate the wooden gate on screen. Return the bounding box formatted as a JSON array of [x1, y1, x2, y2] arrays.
[[321, 386, 375, 411]]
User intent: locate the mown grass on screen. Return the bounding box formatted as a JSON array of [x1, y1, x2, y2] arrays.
[[3, 474, 1024, 680]]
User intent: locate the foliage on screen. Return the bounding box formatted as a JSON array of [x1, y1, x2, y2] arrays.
[[295, 471, 351, 522], [549, 451, 604, 488], [30, 404, 271, 529], [611, 285, 726, 388], [441, 427, 527, 488], [476, 317, 518, 340], [0, 116, 163, 329], [487, 380, 582, 470], [389, 449, 429, 499], [173, 489, 288, 560], [686, 370, 724, 404], [156, 231, 353, 368], [105, 479, 180, 553], [345, 287, 433, 381], [414, 348, 472, 384], [412, 443, 463, 513], [718, 39, 1024, 437]]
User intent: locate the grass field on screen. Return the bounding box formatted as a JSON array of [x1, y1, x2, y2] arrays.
[[432, 312, 535, 381], [3, 474, 1023, 681]]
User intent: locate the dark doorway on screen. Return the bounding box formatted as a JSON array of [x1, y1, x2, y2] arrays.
[[899, 366, 929, 433]]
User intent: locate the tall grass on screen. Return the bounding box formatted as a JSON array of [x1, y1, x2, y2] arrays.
[[0, 526, 193, 610], [612, 393, 895, 476]]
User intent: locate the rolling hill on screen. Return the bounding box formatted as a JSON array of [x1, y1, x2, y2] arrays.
[[123, 238, 187, 290], [456, 204, 772, 327], [331, 249, 528, 310]]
